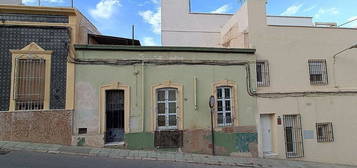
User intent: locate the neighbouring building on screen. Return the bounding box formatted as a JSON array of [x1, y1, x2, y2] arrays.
[[162, 0, 357, 165], [73, 45, 258, 157], [0, 0, 21, 5], [0, 4, 140, 145]]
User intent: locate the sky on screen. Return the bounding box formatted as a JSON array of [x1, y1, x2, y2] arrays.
[[22, 0, 357, 46]]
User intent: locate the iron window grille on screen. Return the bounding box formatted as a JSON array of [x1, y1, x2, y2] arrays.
[[283, 115, 304, 158], [216, 87, 233, 126], [316, 122, 334, 142], [105, 90, 125, 143], [156, 88, 178, 130], [257, 61, 270, 87], [308, 60, 328, 85], [14, 58, 46, 110]]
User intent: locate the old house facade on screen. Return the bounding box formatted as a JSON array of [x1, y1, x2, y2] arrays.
[[0, 4, 100, 145], [73, 45, 257, 156], [162, 0, 357, 165], [72, 45, 258, 157]]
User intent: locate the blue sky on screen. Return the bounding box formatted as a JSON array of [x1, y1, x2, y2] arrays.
[[23, 0, 357, 46]]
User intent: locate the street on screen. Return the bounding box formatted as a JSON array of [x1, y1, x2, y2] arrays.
[[0, 150, 235, 168]]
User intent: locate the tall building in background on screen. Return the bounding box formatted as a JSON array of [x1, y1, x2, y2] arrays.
[[0, 0, 21, 5], [162, 0, 357, 165]]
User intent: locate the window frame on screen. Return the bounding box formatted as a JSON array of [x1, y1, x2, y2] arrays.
[[308, 59, 328, 85], [316, 122, 334, 142], [156, 88, 178, 130], [151, 81, 183, 132], [216, 86, 233, 127], [212, 80, 238, 127], [9, 42, 52, 111], [256, 60, 270, 87]]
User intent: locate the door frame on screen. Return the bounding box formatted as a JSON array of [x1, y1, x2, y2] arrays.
[[283, 114, 304, 158], [99, 82, 130, 137], [257, 113, 276, 158]]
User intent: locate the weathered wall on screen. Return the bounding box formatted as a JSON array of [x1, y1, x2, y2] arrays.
[[183, 126, 257, 156], [0, 110, 73, 145], [73, 48, 257, 156], [123, 127, 258, 157]]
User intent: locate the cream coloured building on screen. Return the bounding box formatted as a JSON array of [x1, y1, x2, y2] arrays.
[[162, 0, 357, 165]]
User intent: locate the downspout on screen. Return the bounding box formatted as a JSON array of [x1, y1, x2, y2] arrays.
[[141, 61, 145, 132], [194, 76, 198, 111]]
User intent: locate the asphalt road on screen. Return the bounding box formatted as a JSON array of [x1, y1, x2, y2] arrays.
[[0, 150, 236, 168]]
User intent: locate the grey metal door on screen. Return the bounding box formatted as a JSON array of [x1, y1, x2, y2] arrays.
[[105, 90, 125, 143]]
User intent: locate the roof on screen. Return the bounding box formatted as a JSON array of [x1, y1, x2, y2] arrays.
[[0, 4, 76, 15], [75, 45, 256, 54], [88, 34, 141, 46]]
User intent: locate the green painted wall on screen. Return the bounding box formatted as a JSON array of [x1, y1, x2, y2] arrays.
[[74, 49, 257, 149], [125, 132, 154, 150], [204, 131, 257, 155]]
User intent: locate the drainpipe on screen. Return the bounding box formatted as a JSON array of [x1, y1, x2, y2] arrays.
[[332, 44, 357, 87], [141, 61, 145, 132], [194, 76, 198, 111]]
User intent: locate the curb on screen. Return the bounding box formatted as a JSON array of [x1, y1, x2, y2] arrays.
[[0, 144, 258, 167]]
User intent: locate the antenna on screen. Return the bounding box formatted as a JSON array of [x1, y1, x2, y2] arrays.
[[38, 0, 40, 6], [132, 25, 135, 46], [338, 18, 357, 27], [71, 0, 74, 8]]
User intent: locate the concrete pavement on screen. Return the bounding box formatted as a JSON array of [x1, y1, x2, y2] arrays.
[[0, 141, 356, 168]]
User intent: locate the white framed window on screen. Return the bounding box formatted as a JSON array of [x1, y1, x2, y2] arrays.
[[216, 87, 232, 126], [308, 60, 328, 85], [257, 61, 270, 87], [156, 88, 178, 130]]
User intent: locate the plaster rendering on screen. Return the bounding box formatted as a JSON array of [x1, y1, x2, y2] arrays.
[[73, 45, 258, 156], [162, 0, 357, 165]]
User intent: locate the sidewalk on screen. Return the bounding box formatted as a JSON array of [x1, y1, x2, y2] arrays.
[[0, 141, 355, 168]]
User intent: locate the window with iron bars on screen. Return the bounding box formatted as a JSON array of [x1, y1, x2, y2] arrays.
[[14, 59, 46, 110], [157, 88, 178, 130], [308, 60, 328, 85], [256, 61, 270, 87], [216, 87, 232, 126], [316, 122, 334, 142]]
